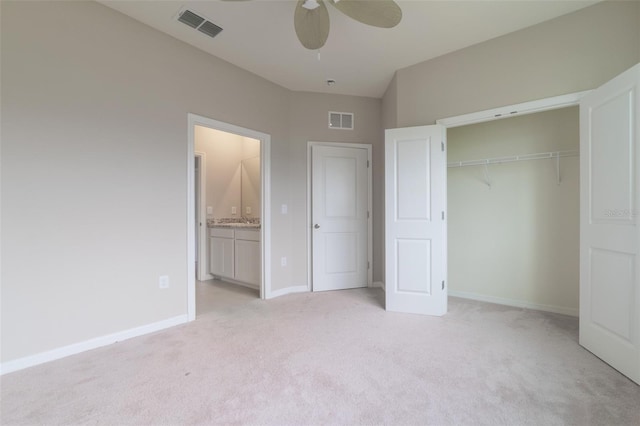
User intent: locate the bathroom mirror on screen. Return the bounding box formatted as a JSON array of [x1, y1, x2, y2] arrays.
[[241, 156, 260, 218]]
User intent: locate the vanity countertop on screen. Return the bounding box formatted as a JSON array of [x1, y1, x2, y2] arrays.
[[207, 219, 260, 229]]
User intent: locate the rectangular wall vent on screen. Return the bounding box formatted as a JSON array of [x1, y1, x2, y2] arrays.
[[328, 111, 354, 130], [177, 9, 223, 39]]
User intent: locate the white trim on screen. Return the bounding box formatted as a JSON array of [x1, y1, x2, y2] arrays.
[[307, 142, 373, 291], [195, 152, 212, 281], [436, 90, 591, 128], [187, 113, 272, 322], [267, 285, 309, 299], [212, 276, 259, 291], [261, 136, 272, 301], [187, 120, 196, 320], [373, 281, 385, 290], [0, 315, 188, 375], [449, 290, 578, 317]]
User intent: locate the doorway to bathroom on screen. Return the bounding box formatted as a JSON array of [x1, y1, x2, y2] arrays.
[[187, 114, 272, 320]]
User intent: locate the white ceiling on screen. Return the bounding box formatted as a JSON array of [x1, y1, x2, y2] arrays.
[[99, 0, 599, 98]]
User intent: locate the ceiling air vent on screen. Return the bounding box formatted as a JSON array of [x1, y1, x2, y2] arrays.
[[329, 111, 354, 130], [177, 9, 223, 39], [198, 21, 223, 38], [178, 10, 204, 28]]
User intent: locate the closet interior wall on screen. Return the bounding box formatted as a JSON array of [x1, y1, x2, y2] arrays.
[[447, 106, 579, 316]]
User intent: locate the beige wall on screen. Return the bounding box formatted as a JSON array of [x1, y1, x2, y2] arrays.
[[448, 107, 580, 314], [3, 0, 638, 366], [0, 0, 294, 363], [0, 0, 384, 364], [377, 0, 639, 312], [288, 91, 384, 286], [387, 0, 640, 127], [194, 127, 260, 219], [241, 138, 261, 219], [382, 73, 398, 130], [195, 126, 243, 219]]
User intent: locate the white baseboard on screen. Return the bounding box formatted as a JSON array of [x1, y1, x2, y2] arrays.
[[0, 314, 189, 376], [267, 285, 309, 299], [197, 272, 214, 281], [372, 281, 385, 290], [213, 276, 259, 291], [448, 290, 578, 317]]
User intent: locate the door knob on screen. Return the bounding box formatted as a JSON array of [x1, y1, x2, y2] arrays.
[[314, 224, 320, 229]]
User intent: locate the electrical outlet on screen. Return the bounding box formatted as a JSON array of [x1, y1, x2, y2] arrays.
[[281, 257, 287, 267], [159, 275, 169, 289], [231, 206, 237, 215], [246, 206, 252, 215], [206, 206, 213, 215], [281, 204, 288, 214]]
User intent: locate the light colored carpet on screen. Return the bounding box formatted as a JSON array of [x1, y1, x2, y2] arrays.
[[1, 281, 639, 425]]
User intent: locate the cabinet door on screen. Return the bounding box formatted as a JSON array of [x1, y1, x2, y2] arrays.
[[209, 237, 234, 279], [235, 239, 261, 286]]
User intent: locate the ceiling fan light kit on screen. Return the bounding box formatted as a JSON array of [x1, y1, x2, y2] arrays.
[[302, 0, 321, 11]]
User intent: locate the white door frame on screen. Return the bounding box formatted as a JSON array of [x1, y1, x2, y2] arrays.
[[307, 141, 373, 291], [194, 151, 211, 282], [187, 113, 272, 321], [435, 91, 590, 313]]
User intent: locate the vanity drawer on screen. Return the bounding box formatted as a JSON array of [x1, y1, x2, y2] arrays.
[[209, 227, 234, 238], [235, 229, 260, 242]]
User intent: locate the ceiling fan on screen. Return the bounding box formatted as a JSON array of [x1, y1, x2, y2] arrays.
[[225, 0, 402, 50]]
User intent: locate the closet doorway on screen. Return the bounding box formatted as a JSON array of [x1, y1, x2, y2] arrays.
[[187, 114, 272, 321], [436, 65, 640, 385], [436, 93, 589, 316], [445, 106, 580, 316]]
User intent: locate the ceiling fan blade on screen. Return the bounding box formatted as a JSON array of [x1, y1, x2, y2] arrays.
[[330, 0, 402, 28], [294, 0, 330, 50]]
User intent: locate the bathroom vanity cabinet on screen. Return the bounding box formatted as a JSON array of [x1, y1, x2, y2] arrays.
[[209, 227, 261, 288]]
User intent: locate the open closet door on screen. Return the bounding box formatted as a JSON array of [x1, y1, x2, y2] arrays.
[[580, 63, 640, 385], [385, 125, 447, 316]]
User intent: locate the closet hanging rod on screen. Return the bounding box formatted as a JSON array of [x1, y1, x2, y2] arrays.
[[447, 150, 579, 168]]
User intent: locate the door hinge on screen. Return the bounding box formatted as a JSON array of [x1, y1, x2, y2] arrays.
[[368, 261, 370, 269], [367, 211, 370, 219], [367, 160, 370, 168], [442, 280, 445, 290], [441, 141, 445, 152], [441, 211, 445, 220]]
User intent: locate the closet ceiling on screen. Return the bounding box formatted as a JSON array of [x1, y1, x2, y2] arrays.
[[99, 0, 599, 98]]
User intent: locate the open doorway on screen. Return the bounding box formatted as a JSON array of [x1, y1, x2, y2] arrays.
[[435, 92, 588, 317], [383, 91, 588, 317], [446, 106, 580, 316], [187, 114, 272, 321]]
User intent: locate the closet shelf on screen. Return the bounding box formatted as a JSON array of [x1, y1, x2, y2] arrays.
[[447, 150, 579, 168], [448, 150, 579, 187]]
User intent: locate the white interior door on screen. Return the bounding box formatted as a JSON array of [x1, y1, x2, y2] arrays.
[[580, 63, 640, 385], [385, 125, 447, 316], [312, 145, 368, 291]]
